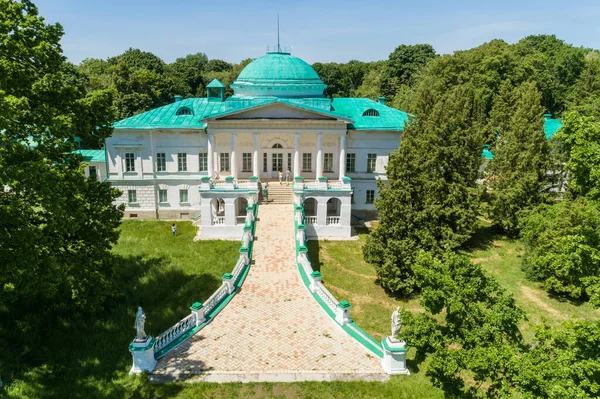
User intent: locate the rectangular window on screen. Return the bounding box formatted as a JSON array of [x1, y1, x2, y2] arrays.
[[302, 153, 312, 172], [367, 154, 377, 173], [125, 153, 135, 172], [156, 153, 166, 172], [346, 153, 356, 173], [324, 153, 333, 172], [159, 189, 168, 203], [177, 153, 187, 172], [198, 152, 207, 172], [263, 153, 268, 172], [88, 165, 97, 178], [287, 153, 292, 170], [366, 190, 375, 204], [242, 153, 252, 172], [220, 153, 230, 172], [128, 190, 137, 204], [179, 189, 189, 203]]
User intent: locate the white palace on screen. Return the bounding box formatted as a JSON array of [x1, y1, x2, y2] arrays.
[[105, 47, 408, 238]]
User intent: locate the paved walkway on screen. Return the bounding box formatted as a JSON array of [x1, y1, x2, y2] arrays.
[[152, 204, 384, 382]]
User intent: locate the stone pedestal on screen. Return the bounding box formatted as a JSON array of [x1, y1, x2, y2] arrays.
[[381, 337, 410, 375], [129, 336, 157, 374]]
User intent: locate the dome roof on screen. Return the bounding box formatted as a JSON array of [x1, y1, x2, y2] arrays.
[[231, 52, 327, 98]]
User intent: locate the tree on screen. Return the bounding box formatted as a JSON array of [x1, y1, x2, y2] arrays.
[[363, 83, 484, 296], [519, 198, 600, 306], [554, 112, 600, 200], [487, 81, 550, 236], [403, 251, 525, 398], [0, 0, 123, 313], [568, 51, 600, 120], [166, 52, 209, 97], [380, 44, 437, 99]]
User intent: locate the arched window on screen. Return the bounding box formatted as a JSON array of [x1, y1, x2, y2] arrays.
[[303, 198, 317, 216], [272, 143, 283, 149], [176, 107, 193, 116], [362, 109, 379, 117]]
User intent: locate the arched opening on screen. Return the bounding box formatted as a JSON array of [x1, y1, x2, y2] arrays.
[[211, 198, 225, 225], [303, 197, 317, 225], [272, 143, 283, 149], [326, 198, 341, 225], [176, 107, 193, 116], [362, 108, 379, 117], [235, 197, 248, 224]]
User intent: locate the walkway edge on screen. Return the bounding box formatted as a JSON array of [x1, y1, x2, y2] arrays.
[[152, 204, 259, 360], [292, 204, 384, 358]]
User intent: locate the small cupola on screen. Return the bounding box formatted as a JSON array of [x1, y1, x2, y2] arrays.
[[206, 79, 226, 102]]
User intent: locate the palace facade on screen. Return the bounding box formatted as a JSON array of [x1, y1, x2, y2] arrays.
[[105, 48, 408, 238]]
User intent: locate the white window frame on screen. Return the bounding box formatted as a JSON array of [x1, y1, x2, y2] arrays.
[[324, 153, 333, 172], [302, 153, 312, 172], [367, 153, 377, 173], [177, 153, 187, 172], [242, 153, 252, 172], [156, 153, 166, 172], [179, 189, 189, 204], [198, 152, 208, 172], [158, 189, 168, 203], [128, 190, 137, 204], [125, 153, 135, 172], [220, 153, 230, 172]]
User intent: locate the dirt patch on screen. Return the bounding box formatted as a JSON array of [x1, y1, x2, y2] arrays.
[[471, 253, 501, 264], [492, 240, 505, 247], [520, 286, 564, 319]]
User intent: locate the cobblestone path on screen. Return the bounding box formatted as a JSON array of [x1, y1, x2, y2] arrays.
[[152, 204, 384, 382]]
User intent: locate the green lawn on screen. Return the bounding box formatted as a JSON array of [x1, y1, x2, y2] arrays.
[[460, 222, 600, 340], [10, 220, 591, 398]]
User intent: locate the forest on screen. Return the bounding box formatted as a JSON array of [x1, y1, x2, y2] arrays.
[[1, 0, 599, 396]]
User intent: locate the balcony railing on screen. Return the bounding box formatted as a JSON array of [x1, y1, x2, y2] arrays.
[[305, 216, 317, 225], [326, 216, 340, 225]]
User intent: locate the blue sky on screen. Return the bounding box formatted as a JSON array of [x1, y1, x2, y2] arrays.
[[34, 0, 600, 65]]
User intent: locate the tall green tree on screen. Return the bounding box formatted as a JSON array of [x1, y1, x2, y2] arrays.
[[519, 198, 600, 306], [554, 112, 600, 200], [0, 0, 123, 313], [380, 44, 437, 99], [568, 51, 600, 120], [363, 82, 484, 296], [403, 251, 525, 398], [487, 81, 550, 236]]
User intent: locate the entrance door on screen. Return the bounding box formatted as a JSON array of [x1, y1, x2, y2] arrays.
[[272, 153, 283, 178]]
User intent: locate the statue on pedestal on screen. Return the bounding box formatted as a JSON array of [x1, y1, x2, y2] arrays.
[[134, 306, 147, 341], [391, 306, 401, 341]]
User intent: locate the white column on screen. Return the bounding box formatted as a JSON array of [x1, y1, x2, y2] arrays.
[[316, 133, 323, 178], [207, 133, 214, 178], [339, 132, 347, 180], [253, 133, 259, 178], [294, 134, 300, 177], [230, 133, 237, 179]]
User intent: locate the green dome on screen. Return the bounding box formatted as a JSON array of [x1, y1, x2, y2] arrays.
[[232, 52, 327, 98]]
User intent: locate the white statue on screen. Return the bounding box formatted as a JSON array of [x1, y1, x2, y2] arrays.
[[391, 306, 401, 340], [134, 306, 147, 340]]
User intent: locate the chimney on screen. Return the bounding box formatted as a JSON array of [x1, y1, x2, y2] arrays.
[[378, 96, 385, 105], [174, 95, 182, 102]]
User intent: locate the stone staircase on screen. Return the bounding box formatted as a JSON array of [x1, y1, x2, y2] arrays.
[[264, 182, 293, 204]]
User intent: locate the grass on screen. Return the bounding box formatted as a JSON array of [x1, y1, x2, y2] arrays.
[[10, 219, 592, 398], [460, 221, 600, 340]]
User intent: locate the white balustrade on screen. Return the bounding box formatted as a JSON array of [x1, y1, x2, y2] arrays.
[[203, 284, 228, 315], [155, 313, 196, 352], [305, 216, 317, 225], [213, 216, 225, 225], [211, 180, 227, 189], [236, 180, 251, 188], [232, 256, 246, 279], [296, 229, 306, 245], [303, 180, 319, 189], [314, 281, 338, 312], [326, 216, 340, 225], [327, 180, 343, 189]]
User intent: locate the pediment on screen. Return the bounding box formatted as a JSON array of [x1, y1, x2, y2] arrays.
[[217, 102, 338, 121]]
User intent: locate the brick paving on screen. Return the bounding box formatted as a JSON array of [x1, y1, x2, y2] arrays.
[[152, 204, 383, 381]]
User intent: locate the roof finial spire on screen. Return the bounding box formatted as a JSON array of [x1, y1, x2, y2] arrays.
[[277, 14, 281, 53]]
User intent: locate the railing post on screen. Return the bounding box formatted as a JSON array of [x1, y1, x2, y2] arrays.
[[293, 175, 304, 192], [222, 273, 234, 294], [297, 245, 308, 264], [200, 176, 212, 190], [190, 302, 205, 326], [310, 270, 322, 293], [296, 223, 306, 245], [239, 247, 250, 265], [335, 300, 352, 325], [225, 176, 235, 189], [318, 176, 328, 190], [249, 175, 259, 190], [129, 337, 157, 374], [342, 176, 352, 190]]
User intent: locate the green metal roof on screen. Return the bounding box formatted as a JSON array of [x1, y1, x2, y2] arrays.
[[332, 98, 408, 131], [482, 116, 562, 159], [544, 116, 562, 139], [235, 53, 322, 83], [75, 149, 105, 163], [206, 79, 225, 88]]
